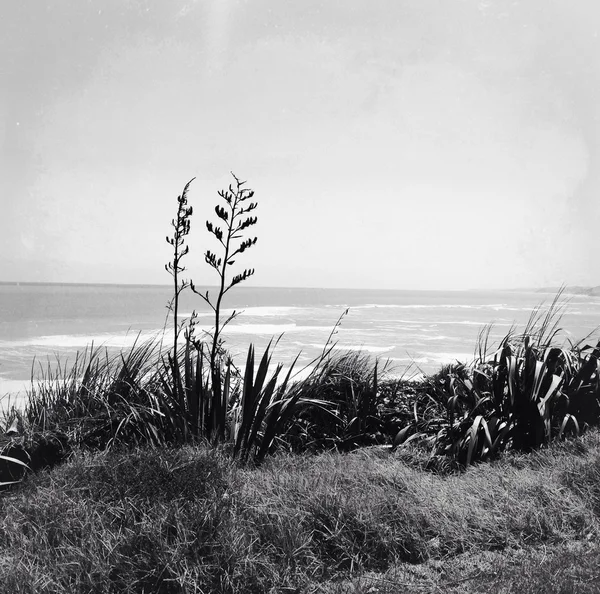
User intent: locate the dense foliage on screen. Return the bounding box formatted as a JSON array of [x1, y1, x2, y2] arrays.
[[394, 297, 600, 467]]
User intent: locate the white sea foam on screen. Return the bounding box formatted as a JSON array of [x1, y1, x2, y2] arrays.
[[8, 331, 162, 349], [365, 303, 440, 309], [223, 324, 330, 335], [336, 344, 395, 353], [354, 303, 487, 310], [306, 343, 395, 354], [388, 356, 429, 364], [179, 306, 300, 319], [490, 306, 535, 312], [434, 320, 494, 326], [387, 351, 474, 367], [239, 306, 300, 317], [353, 303, 538, 313], [0, 378, 29, 398], [422, 352, 474, 364], [384, 369, 425, 381]]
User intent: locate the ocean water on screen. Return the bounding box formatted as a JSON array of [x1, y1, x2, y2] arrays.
[[1, 283, 599, 402]]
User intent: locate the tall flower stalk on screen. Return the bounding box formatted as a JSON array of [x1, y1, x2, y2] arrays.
[[165, 178, 195, 356], [191, 173, 258, 369], [191, 173, 258, 402]]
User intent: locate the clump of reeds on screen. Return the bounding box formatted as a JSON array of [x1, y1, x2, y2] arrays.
[[283, 349, 386, 452], [24, 338, 169, 449]]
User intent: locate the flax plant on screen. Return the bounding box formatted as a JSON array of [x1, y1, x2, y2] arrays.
[[393, 294, 600, 466], [159, 174, 308, 461]]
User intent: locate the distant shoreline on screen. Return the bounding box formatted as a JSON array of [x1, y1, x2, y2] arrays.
[[533, 286, 600, 297]]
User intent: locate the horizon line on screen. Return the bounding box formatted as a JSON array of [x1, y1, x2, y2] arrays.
[[0, 280, 593, 293]]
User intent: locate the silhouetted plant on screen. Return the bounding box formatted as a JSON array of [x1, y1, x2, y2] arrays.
[[165, 178, 195, 356], [158, 174, 297, 459], [191, 173, 258, 407]]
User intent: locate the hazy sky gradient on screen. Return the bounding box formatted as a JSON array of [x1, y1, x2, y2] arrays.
[[1, 1, 599, 289]]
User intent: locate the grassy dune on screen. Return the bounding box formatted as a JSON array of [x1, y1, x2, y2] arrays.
[[1, 431, 600, 592]]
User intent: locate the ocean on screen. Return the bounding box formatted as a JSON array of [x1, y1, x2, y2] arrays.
[[1, 283, 599, 402]]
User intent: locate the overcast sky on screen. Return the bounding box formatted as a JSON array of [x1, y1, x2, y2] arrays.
[[1, 1, 598, 290]]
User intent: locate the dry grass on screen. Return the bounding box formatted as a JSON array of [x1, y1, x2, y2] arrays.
[[1, 430, 600, 592]]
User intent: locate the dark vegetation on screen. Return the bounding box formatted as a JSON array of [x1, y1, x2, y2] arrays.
[[1, 175, 599, 591]]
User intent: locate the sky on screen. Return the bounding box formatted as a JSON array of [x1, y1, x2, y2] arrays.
[[1, 0, 599, 290]]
